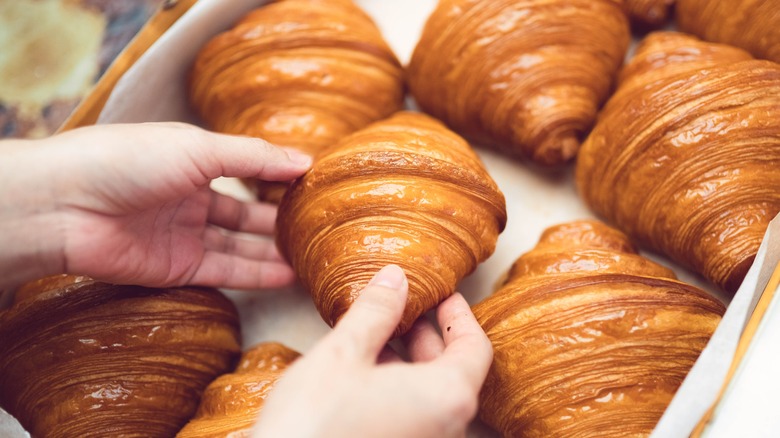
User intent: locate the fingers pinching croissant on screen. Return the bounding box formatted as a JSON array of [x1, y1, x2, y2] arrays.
[[276, 112, 507, 336]]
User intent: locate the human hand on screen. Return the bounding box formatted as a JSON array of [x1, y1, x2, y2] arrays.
[[0, 122, 311, 290], [253, 265, 493, 438]]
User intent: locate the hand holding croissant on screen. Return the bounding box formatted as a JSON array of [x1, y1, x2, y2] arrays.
[[254, 265, 493, 438], [0, 122, 311, 291]]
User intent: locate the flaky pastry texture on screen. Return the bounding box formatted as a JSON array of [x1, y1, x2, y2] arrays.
[[177, 342, 300, 438], [407, 0, 629, 165], [190, 0, 404, 201], [474, 221, 725, 437], [577, 32, 780, 293], [677, 0, 780, 63]]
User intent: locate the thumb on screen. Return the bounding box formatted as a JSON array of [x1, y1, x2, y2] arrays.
[[323, 265, 409, 362]]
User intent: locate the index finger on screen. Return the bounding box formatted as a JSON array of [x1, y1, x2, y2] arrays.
[[434, 293, 493, 392]]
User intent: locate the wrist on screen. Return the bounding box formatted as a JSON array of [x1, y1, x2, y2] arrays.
[[0, 139, 66, 290]]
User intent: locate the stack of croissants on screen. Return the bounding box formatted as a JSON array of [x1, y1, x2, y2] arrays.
[[2, 0, 778, 436]]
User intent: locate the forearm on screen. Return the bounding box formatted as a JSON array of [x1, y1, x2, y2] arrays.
[[0, 139, 65, 291]]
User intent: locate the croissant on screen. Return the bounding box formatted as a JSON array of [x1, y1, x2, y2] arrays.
[[0, 275, 241, 438], [677, 0, 780, 63], [473, 221, 725, 437], [625, 0, 675, 27], [276, 111, 507, 336], [406, 0, 630, 166], [190, 0, 405, 201], [577, 32, 780, 293], [177, 342, 300, 437]]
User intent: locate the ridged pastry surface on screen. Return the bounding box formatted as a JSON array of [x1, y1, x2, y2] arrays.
[[474, 221, 725, 437], [177, 342, 300, 438], [0, 275, 241, 438], [407, 0, 630, 165], [190, 0, 404, 201], [577, 32, 780, 293], [277, 111, 507, 336], [677, 0, 780, 63]]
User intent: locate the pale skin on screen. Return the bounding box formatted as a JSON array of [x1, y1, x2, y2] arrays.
[[0, 122, 493, 437]]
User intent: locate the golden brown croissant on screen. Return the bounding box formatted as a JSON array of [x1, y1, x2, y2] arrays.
[[177, 342, 300, 437], [190, 0, 405, 201], [474, 221, 725, 437], [577, 32, 780, 293], [0, 275, 241, 438], [677, 0, 780, 63], [276, 111, 507, 336], [407, 0, 630, 165], [625, 0, 676, 27]]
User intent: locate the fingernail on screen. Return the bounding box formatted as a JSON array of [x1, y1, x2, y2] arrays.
[[368, 265, 407, 290], [285, 149, 313, 167]]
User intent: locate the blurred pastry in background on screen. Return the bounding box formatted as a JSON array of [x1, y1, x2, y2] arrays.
[[0, 275, 241, 438], [677, 0, 780, 63], [625, 0, 676, 28], [178, 342, 300, 437], [276, 112, 507, 336]]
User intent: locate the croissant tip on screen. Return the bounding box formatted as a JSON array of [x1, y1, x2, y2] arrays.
[[533, 133, 581, 166]]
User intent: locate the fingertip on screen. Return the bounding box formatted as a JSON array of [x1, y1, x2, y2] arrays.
[[367, 264, 409, 292], [283, 148, 313, 169], [329, 265, 410, 360]]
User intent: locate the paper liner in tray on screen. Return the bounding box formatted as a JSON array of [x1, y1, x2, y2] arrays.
[[1, 0, 777, 436]]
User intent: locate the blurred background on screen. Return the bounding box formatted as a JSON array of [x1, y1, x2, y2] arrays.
[[0, 0, 164, 139]]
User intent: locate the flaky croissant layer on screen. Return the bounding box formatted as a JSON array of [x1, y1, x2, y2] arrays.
[[474, 221, 725, 437], [190, 0, 404, 202], [408, 0, 629, 165], [0, 275, 241, 438], [277, 111, 507, 336], [177, 342, 300, 438], [577, 32, 780, 293]]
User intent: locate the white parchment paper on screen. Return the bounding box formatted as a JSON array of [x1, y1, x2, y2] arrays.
[[3, 0, 775, 436]]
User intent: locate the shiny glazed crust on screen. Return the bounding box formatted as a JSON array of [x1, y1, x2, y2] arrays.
[[177, 342, 300, 437], [677, 0, 780, 63], [189, 0, 405, 202], [277, 111, 507, 336], [577, 32, 780, 293], [0, 275, 241, 438], [407, 0, 630, 165], [473, 221, 725, 437]]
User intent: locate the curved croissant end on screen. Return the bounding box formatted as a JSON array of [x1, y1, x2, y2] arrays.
[[625, 0, 676, 28], [190, 0, 405, 201], [577, 32, 780, 293], [677, 0, 780, 63], [277, 111, 507, 336], [0, 275, 241, 438], [177, 342, 300, 438], [474, 221, 725, 437], [407, 0, 629, 166]]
